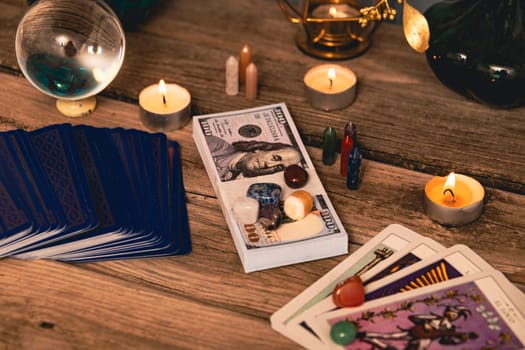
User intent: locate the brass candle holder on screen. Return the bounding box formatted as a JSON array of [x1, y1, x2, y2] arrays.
[[277, 0, 397, 59]]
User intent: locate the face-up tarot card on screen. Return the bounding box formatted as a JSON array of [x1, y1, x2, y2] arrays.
[[304, 244, 498, 344], [297, 237, 447, 343], [311, 270, 525, 349], [271, 224, 445, 349]]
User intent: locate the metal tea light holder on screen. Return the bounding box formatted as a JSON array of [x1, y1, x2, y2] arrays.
[[277, 0, 398, 60]]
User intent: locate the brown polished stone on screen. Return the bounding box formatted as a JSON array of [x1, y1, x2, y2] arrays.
[[283, 165, 309, 189]]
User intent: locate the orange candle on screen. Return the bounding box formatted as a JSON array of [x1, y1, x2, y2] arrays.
[[245, 63, 257, 101], [239, 44, 252, 83]]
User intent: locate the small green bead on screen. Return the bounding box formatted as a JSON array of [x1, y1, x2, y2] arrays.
[[330, 320, 357, 345]]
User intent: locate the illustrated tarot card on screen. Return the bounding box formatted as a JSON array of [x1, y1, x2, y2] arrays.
[[304, 244, 497, 342], [297, 237, 446, 343], [311, 270, 525, 349], [363, 244, 496, 300], [270, 224, 442, 349]]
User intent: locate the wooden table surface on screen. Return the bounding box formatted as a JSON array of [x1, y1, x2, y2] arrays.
[[0, 0, 524, 348]]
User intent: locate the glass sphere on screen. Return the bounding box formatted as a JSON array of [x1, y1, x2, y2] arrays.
[[15, 0, 126, 101]]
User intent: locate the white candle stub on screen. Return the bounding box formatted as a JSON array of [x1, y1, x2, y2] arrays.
[[138, 80, 191, 132]]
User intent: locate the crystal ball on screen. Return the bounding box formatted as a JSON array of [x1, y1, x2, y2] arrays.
[[15, 0, 125, 101]]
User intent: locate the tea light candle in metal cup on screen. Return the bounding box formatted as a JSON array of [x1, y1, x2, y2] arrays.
[[304, 64, 357, 111], [277, 0, 383, 59], [139, 79, 191, 132], [424, 172, 485, 226]]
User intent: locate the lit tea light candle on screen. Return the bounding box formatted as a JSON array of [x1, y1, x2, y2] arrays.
[[424, 172, 485, 226], [304, 64, 357, 111], [139, 79, 191, 132], [311, 4, 357, 18]]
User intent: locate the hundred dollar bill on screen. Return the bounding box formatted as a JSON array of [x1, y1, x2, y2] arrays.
[[196, 104, 308, 182], [193, 103, 348, 272]]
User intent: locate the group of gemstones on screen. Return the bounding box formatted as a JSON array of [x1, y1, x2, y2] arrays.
[[330, 275, 366, 345], [232, 164, 313, 231], [323, 121, 362, 190]]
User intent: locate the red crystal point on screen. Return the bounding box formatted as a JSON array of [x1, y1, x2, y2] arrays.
[[340, 136, 354, 176], [332, 275, 365, 308]]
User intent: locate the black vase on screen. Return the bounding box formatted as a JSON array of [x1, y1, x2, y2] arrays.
[[424, 0, 525, 108]]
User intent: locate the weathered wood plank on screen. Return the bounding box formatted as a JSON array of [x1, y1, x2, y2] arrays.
[[0, 71, 523, 293], [0, 0, 523, 193], [0, 73, 523, 349], [0, 259, 300, 350], [0, 0, 524, 346]]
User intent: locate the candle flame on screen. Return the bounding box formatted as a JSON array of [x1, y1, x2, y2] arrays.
[[328, 68, 336, 81], [159, 79, 167, 105], [443, 172, 456, 202], [328, 68, 336, 89], [329, 7, 337, 17]]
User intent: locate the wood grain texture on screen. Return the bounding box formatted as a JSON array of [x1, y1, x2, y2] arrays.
[[0, 0, 524, 348], [0, 0, 523, 193], [0, 259, 301, 350], [0, 71, 523, 349]]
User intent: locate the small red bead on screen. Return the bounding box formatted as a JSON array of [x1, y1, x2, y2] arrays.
[[332, 275, 365, 308]]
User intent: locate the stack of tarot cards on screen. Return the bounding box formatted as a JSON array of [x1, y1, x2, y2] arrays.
[[271, 224, 525, 349], [0, 124, 191, 262]]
